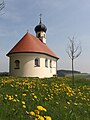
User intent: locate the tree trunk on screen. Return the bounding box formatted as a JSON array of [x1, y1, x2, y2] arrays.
[[72, 58, 74, 86]]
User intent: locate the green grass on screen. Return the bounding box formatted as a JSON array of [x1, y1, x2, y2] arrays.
[[66, 73, 90, 79], [0, 76, 90, 120]]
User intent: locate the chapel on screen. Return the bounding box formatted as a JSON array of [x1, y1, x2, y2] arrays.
[[7, 17, 59, 78]]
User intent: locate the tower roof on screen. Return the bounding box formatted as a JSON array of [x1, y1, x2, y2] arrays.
[[35, 22, 47, 33], [7, 32, 59, 59], [34, 15, 47, 33]]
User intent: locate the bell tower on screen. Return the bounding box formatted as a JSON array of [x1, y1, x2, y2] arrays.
[[34, 14, 47, 44]]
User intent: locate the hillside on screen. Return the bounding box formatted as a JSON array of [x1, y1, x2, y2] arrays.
[[57, 70, 81, 77]]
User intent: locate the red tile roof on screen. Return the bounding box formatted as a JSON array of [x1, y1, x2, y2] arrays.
[[7, 32, 59, 59]]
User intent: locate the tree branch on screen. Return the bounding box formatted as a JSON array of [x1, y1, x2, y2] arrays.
[[0, 1, 5, 11]]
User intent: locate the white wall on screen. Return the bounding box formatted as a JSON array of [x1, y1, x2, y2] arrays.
[[9, 53, 57, 78]]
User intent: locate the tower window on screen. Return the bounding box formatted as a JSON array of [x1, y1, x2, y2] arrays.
[[14, 60, 20, 69], [37, 33, 40, 38], [43, 34, 45, 38], [35, 58, 40, 67], [45, 58, 48, 67]]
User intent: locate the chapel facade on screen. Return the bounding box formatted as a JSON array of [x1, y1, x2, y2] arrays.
[[7, 17, 59, 78]]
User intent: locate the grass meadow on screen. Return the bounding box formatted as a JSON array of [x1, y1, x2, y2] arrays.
[[0, 76, 90, 120]]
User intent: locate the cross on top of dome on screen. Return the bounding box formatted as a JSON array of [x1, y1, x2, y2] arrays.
[[34, 14, 47, 33]]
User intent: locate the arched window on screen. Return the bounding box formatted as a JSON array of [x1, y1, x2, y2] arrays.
[[15, 60, 20, 69], [35, 58, 40, 67], [50, 60, 52, 68], [45, 58, 48, 67]]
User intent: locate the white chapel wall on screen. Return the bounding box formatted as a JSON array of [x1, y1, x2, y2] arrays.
[[9, 53, 57, 78]]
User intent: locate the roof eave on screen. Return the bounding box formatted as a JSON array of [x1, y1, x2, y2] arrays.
[[6, 52, 59, 59]]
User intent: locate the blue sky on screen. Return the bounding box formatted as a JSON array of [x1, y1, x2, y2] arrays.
[[0, 0, 90, 73]]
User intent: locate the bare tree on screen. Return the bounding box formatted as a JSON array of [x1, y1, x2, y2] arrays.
[[0, 0, 5, 12], [66, 36, 82, 86]]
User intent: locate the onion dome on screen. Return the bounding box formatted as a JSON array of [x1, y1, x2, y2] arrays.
[[34, 16, 47, 33]]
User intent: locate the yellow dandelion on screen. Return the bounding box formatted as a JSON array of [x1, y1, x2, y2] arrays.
[[22, 93, 27, 97], [32, 93, 35, 95], [15, 94, 18, 97], [24, 79, 28, 83], [10, 84, 14, 87], [8, 96, 13, 101], [39, 116, 44, 120], [26, 89, 29, 92], [44, 116, 52, 120], [26, 111, 29, 115], [45, 98, 48, 100], [13, 99, 17, 102], [35, 118, 38, 120], [6, 94, 9, 97], [42, 108, 47, 112], [67, 102, 70, 105], [87, 99, 89, 101], [29, 111, 35, 116], [34, 95, 37, 99], [32, 98, 34, 101], [64, 106, 67, 109], [4, 97, 7, 100], [37, 106, 47, 112], [74, 103, 78, 106], [22, 105, 26, 108], [22, 101, 26, 104], [37, 115, 44, 120], [34, 109, 40, 115], [17, 99, 20, 102]]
